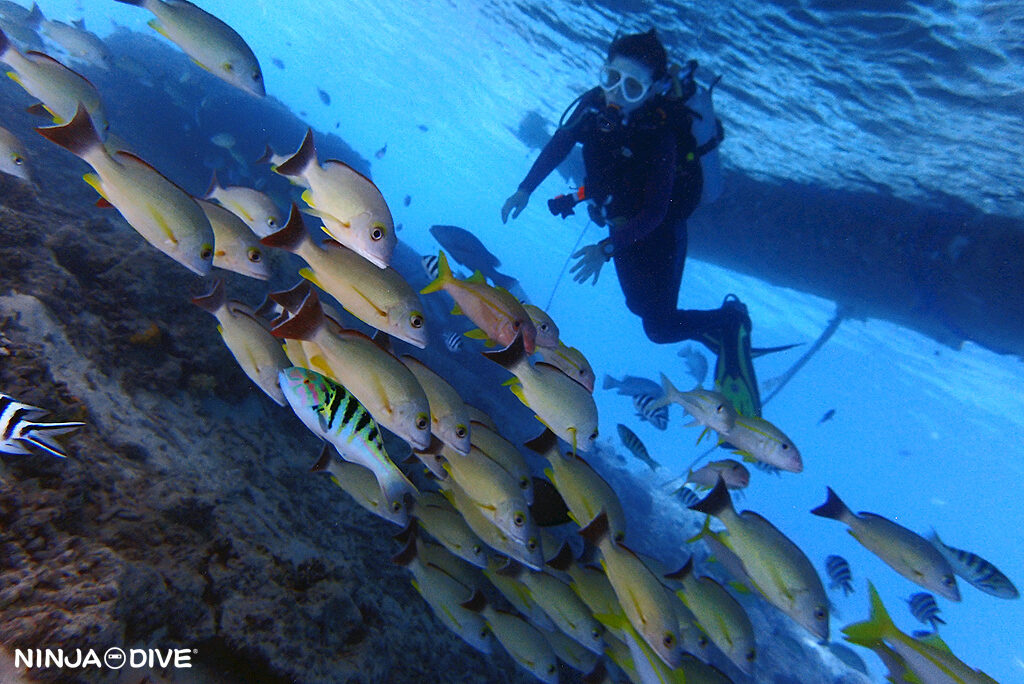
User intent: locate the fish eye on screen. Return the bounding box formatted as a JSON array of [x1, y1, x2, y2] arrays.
[[662, 632, 675, 648], [409, 313, 424, 328], [591, 628, 601, 639], [222, 61, 234, 72], [746, 649, 756, 662], [200, 245, 214, 260], [526, 537, 537, 551], [266, 217, 277, 227], [547, 665, 556, 674], [12, 156, 23, 165], [781, 443, 790, 450], [252, 69, 262, 81], [391, 500, 402, 512], [416, 414, 429, 430], [942, 575, 955, 586], [512, 320, 521, 329], [513, 511, 526, 526], [454, 425, 467, 439], [520, 477, 530, 490], [370, 222, 386, 241], [814, 606, 827, 620], [715, 404, 724, 413], [247, 247, 262, 262], [589, 430, 598, 440], [472, 544, 482, 554], [480, 628, 489, 639], [697, 635, 708, 648], [539, 323, 548, 331]]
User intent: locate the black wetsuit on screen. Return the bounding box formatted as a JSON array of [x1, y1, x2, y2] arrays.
[[517, 88, 729, 347]]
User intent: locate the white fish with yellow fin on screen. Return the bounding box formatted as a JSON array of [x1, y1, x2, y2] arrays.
[[0, 27, 108, 132], [271, 289, 431, 451], [460, 589, 559, 684], [399, 355, 470, 455], [535, 340, 595, 392], [205, 173, 283, 238], [195, 198, 269, 280], [192, 279, 288, 405], [274, 129, 395, 268], [483, 332, 598, 454], [113, 0, 264, 97], [0, 125, 30, 181], [261, 205, 427, 348], [36, 106, 214, 275]]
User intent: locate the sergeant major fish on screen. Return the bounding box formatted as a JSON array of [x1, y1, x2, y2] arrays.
[[825, 554, 854, 596], [633, 393, 668, 430], [907, 592, 944, 633], [616, 424, 659, 471], [928, 530, 1019, 600]]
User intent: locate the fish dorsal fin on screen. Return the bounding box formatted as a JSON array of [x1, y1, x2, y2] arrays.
[[467, 270, 487, 284]]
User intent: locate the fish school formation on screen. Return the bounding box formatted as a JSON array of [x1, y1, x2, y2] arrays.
[[0, 2, 1018, 683]]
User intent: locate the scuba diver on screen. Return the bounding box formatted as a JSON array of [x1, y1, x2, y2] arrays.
[[501, 29, 762, 417]]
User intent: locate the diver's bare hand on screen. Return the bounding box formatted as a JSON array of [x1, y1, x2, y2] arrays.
[[501, 190, 530, 223], [570, 242, 609, 285]]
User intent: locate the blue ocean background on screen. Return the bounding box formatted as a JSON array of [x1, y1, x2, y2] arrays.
[[4, 0, 1023, 682]]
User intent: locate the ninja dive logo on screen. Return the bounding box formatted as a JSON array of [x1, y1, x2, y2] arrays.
[[14, 647, 195, 670]]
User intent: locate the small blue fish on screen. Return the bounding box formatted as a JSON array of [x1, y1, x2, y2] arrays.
[[825, 555, 854, 596], [616, 423, 660, 470], [818, 409, 836, 424], [0, 393, 84, 459], [271, 57, 284, 69], [928, 531, 1019, 599], [403, 195, 412, 207], [907, 592, 944, 633], [317, 88, 331, 105], [443, 330, 463, 353], [633, 393, 668, 430]]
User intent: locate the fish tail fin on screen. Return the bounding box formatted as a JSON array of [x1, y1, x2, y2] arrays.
[[274, 128, 316, 177], [190, 278, 225, 313], [689, 476, 732, 517], [577, 510, 610, 547], [259, 204, 309, 253], [203, 170, 221, 198], [460, 588, 487, 613], [309, 442, 332, 472], [523, 428, 559, 458], [269, 287, 324, 342], [685, 514, 714, 544], [545, 541, 575, 572], [419, 251, 453, 294], [810, 487, 851, 521], [390, 532, 418, 567], [660, 372, 679, 400], [664, 555, 695, 582], [26, 3, 43, 28], [481, 330, 526, 370], [35, 105, 101, 157], [842, 582, 895, 647], [601, 374, 618, 391], [269, 280, 313, 315], [254, 143, 275, 165]]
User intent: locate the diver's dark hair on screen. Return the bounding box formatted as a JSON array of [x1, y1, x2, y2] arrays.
[[607, 29, 667, 80]]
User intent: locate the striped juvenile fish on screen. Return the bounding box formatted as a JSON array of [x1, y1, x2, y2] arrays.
[[278, 366, 417, 519], [825, 555, 854, 596], [633, 393, 668, 430], [421, 254, 440, 281], [928, 531, 1019, 599], [443, 330, 463, 352], [616, 424, 659, 470], [907, 592, 944, 633], [1, 393, 84, 458], [674, 486, 702, 508]]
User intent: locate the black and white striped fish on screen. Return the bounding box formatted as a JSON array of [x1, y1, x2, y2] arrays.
[[616, 423, 660, 470], [752, 460, 783, 476], [928, 530, 1019, 599], [443, 330, 463, 353], [1, 393, 85, 459], [675, 485, 702, 508], [907, 592, 944, 632], [421, 254, 440, 281], [633, 393, 668, 430], [824, 555, 854, 596]]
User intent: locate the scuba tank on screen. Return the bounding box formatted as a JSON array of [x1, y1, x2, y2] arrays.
[[671, 61, 725, 207]]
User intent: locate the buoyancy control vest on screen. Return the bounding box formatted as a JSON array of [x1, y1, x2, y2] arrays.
[[669, 60, 725, 206]]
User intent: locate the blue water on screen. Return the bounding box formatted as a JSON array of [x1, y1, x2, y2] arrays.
[[9, 0, 1024, 682]]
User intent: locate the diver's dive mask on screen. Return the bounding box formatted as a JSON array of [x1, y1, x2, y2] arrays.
[[598, 63, 653, 103]]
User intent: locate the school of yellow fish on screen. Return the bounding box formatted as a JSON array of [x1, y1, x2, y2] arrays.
[[0, 3, 1012, 683]]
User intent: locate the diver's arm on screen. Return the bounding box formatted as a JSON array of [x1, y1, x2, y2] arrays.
[[608, 128, 677, 251], [517, 124, 579, 194]]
